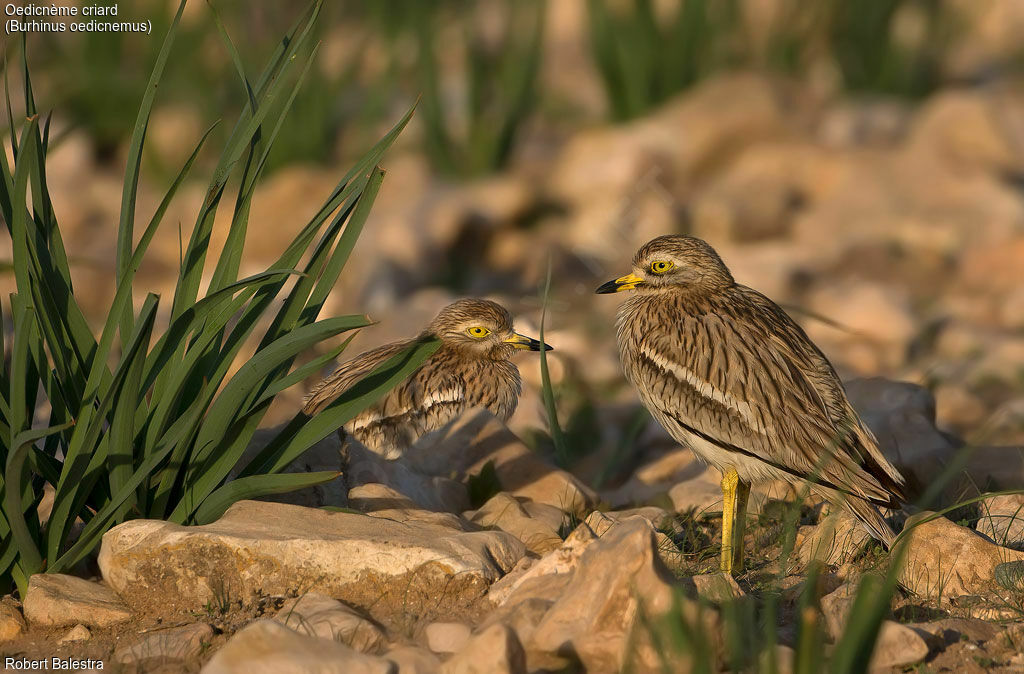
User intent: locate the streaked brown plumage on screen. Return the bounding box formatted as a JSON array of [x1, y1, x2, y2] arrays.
[[597, 235, 906, 571], [303, 299, 549, 458]]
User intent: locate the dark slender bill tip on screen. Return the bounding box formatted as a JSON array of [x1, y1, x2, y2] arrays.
[[529, 338, 553, 352], [595, 279, 619, 294]]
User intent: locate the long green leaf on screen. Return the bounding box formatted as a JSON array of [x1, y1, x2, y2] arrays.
[[4, 422, 73, 592], [248, 334, 356, 411], [46, 296, 159, 562], [49, 439, 177, 574], [538, 261, 569, 467], [240, 337, 441, 479], [115, 0, 188, 339], [194, 471, 341, 525], [208, 41, 321, 295], [171, 315, 372, 522], [107, 295, 159, 518], [170, 0, 322, 321]]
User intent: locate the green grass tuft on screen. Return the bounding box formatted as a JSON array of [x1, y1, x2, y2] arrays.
[[0, 0, 432, 597]]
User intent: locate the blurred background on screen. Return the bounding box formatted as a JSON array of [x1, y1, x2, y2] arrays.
[[5, 0, 1024, 487]]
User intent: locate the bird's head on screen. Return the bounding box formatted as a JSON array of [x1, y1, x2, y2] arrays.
[[426, 299, 552, 360], [595, 235, 734, 296]]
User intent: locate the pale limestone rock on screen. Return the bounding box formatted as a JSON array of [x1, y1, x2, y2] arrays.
[[869, 621, 930, 670], [550, 73, 785, 263], [384, 645, 441, 674], [201, 619, 394, 674], [576, 509, 683, 569], [439, 624, 526, 674], [0, 602, 25, 641], [976, 494, 1024, 550], [23, 574, 131, 628], [274, 593, 386, 654], [349, 483, 419, 512], [906, 90, 1024, 176], [934, 384, 988, 432], [114, 622, 214, 666], [479, 596, 557, 668], [486, 510, 606, 606], [667, 464, 779, 515], [900, 513, 1024, 598], [581, 508, 669, 536], [99, 500, 525, 611], [805, 282, 916, 372], [903, 617, 998, 648], [408, 410, 595, 514], [519, 501, 568, 533], [424, 621, 472, 655], [689, 143, 817, 244], [944, 2, 1024, 78], [601, 449, 696, 507], [531, 519, 716, 673], [817, 100, 910, 148], [797, 510, 872, 567], [844, 378, 956, 496], [58, 624, 91, 644], [779, 572, 843, 606], [668, 470, 725, 515], [692, 573, 744, 604], [820, 582, 859, 639], [366, 506, 471, 532], [346, 441, 469, 514], [487, 508, 682, 607], [467, 493, 562, 555], [958, 237, 1024, 296]]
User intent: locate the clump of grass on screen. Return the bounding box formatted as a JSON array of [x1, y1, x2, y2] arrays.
[[586, 0, 744, 121], [587, 0, 961, 123], [0, 0, 437, 598], [824, 0, 950, 99], [412, 0, 545, 177]]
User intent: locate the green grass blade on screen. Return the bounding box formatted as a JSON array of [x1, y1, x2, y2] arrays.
[[538, 261, 569, 467], [301, 168, 383, 326], [45, 295, 159, 562], [140, 269, 297, 392], [240, 336, 441, 479], [107, 294, 159, 517], [208, 41, 321, 295], [3, 57, 19, 161], [3, 421, 73, 590], [194, 471, 341, 525], [49, 439, 177, 574], [9, 118, 37, 296], [141, 380, 216, 519], [194, 314, 371, 459], [171, 316, 371, 520], [209, 0, 257, 114], [116, 0, 188, 340], [170, 1, 322, 321], [249, 334, 355, 410]]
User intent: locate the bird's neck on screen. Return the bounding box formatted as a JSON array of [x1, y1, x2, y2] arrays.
[[628, 283, 733, 315]]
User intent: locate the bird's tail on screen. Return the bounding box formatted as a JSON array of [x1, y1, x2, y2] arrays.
[[844, 497, 897, 549]]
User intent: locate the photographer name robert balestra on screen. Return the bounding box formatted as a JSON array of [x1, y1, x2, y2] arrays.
[[4, 656, 104, 670]]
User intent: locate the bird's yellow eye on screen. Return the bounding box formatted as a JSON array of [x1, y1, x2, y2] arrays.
[[467, 326, 491, 338], [650, 260, 674, 274]]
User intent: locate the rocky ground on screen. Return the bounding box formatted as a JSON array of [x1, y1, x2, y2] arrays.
[[1, 389, 1024, 672]]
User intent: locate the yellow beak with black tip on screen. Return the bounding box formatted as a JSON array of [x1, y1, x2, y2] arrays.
[[503, 332, 553, 351], [596, 273, 645, 294]]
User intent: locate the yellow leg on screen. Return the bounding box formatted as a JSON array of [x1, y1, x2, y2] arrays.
[[720, 467, 750, 574]]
